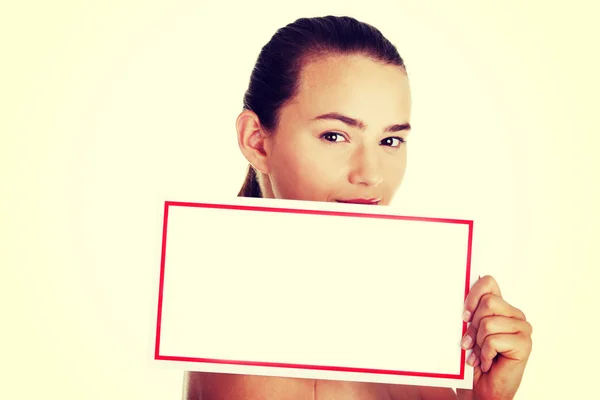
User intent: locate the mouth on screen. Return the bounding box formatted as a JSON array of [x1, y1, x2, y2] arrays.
[[335, 198, 381, 205]]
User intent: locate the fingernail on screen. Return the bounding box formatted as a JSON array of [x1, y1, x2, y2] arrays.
[[467, 352, 477, 366], [460, 334, 473, 350], [462, 310, 471, 322]]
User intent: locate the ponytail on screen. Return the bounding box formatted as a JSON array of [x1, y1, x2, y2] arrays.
[[237, 165, 262, 198]]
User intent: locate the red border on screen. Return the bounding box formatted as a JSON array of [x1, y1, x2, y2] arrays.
[[155, 201, 473, 380]]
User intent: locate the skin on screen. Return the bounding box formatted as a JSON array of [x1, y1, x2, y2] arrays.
[[184, 54, 532, 400], [238, 54, 411, 205]]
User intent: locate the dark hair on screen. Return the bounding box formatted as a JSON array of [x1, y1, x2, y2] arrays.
[[237, 15, 406, 197]]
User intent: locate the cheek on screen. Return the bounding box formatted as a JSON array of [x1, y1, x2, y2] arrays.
[[270, 144, 345, 200], [382, 152, 408, 189]]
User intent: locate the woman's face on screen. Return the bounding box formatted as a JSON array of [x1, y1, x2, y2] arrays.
[[264, 54, 412, 206]]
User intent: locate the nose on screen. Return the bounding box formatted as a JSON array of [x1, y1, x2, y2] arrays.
[[348, 146, 383, 187]]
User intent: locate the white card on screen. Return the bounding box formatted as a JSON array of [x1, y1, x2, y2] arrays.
[[153, 197, 475, 389]]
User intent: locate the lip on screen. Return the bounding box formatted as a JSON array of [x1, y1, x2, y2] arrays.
[[336, 198, 381, 205]]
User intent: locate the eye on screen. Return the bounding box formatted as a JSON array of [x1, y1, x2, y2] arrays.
[[321, 132, 348, 143], [380, 136, 405, 147]]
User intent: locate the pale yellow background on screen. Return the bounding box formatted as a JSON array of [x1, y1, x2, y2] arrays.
[[1, 1, 598, 399]]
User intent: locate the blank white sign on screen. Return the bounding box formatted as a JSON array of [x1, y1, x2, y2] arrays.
[[154, 199, 474, 389]]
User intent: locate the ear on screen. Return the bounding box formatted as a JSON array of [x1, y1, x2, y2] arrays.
[[236, 110, 271, 174]]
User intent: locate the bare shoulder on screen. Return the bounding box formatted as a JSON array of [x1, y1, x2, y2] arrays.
[[417, 386, 459, 400], [388, 384, 459, 400], [183, 372, 459, 400], [183, 371, 314, 400]]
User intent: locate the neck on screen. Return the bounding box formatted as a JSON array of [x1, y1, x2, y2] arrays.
[[257, 172, 275, 199]]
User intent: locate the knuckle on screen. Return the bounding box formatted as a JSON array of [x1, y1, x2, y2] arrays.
[[487, 333, 499, 347], [481, 275, 497, 287], [522, 330, 533, 342], [480, 340, 493, 358], [523, 320, 533, 336], [529, 322, 533, 336], [514, 307, 526, 320], [476, 332, 487, 348], [481, 293, 496, 310], [467, 325, 478, 338], [479, 317, 493, 336], [481, 275, 501, 295], [519, 333, 533, 356]]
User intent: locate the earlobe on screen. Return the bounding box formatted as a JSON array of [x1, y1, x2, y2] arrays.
[[236, 110, 270, 174]]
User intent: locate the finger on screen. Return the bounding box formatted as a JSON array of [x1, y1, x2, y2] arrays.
[[470, 294, 526, 333], [480, 332, 532, 373], [476, 316, 533, 349], [460, 295, 524, 351], [472, 345, 481, 368], [463, 275, 501, 323], [466, 344, 481, 367]]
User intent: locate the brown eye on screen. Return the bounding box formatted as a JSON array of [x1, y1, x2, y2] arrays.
[[381, 137, 405, 147], [321, 132, 347, 143]]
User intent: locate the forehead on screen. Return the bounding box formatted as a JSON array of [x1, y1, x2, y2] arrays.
[[281, 54, 411, 126]]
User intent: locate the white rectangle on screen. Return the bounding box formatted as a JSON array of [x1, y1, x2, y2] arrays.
[[154, 198, 475, 389]]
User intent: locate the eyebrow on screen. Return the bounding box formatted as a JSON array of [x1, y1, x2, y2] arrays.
[[312, 112, 411, 133]]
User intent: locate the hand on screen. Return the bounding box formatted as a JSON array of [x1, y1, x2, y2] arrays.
[[457, 276, 532, 400]]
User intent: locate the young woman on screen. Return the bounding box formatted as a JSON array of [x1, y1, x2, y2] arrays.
[[184, 16, 532, 400]]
